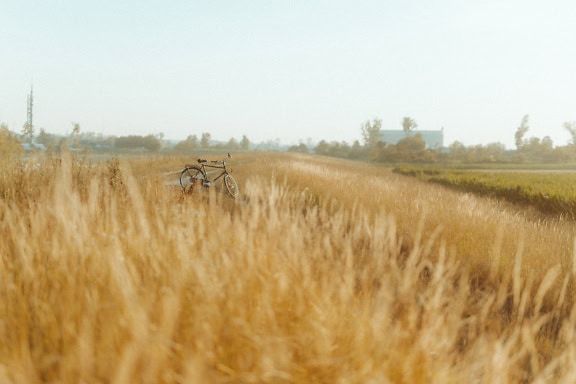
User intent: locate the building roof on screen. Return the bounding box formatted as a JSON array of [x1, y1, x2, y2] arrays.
[[21, 143, 46, 151]]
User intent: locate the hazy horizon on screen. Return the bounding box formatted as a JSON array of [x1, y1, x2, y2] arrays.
[[2, 1, 575, 149]]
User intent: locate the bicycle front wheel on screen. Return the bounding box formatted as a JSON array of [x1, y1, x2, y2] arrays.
[[180, 167, 205, 192], [224, 174, 239, 198]]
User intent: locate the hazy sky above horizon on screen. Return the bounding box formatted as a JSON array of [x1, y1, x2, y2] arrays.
[[2, 1, 575, 148]]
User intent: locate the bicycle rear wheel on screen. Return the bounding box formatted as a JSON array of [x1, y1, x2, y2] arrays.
[[180, 167, 205, 193], [224, 174, 239, 198]]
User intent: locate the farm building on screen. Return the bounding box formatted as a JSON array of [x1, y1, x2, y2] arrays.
[[378, 129, 444, 149], [21, 143, 47, 151]]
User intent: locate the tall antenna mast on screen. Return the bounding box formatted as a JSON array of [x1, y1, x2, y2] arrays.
[[27, 84, 33, 131], [23, 83, 34, 143]]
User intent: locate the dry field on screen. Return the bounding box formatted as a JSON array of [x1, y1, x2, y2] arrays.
[[2, 151, 576, 383]]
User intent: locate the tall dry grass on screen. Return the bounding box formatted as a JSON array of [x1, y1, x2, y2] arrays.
[[1, 151, 576, 383]]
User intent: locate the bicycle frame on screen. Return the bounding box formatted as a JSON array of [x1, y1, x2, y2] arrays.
[[197, 160, 230, 183]]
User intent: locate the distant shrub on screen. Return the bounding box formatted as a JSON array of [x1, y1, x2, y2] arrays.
[[0, 124, 23, 162]]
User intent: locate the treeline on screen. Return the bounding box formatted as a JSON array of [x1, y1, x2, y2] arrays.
[[36, 132, 163, 152], [308, 132, 576, 164], [311, 140, 364, 159], [302, 134, 437, 162], [114, 135, 162, 151], [6, 121, 255, 154], [7, 112, 576, 164], [172, 133, 251, 153], [307, 115, 576, 164]]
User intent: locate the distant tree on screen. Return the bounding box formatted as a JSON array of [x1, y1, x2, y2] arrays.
[[522, 136, 555, 162], [226, 137, 240, 150], [187, 134, 199, 148], [370, 141, 392, 162], [71, 122, 81, 147], [449, 141, 467, 161], [350, 140, 363, 159], [337, 141, 351, 158], [483, 142, 506, 162], [37, 128, 58, 148], [314, 140, 330, 156], [200, 132, 211, 148], [514, 114, 529, 149], [563, 121, 576, 145], [143, 134, 161, 151], [240, 135, 250, 151], [541, 136, 554, 151], [115, 136, 133, 148], [464, 142, 507, 163], [156, 132, 165, 149], [314, 141, 351, 158], [71, 122, 80, 136], [360, 118, 382, 149], [401, 117, 417, 136], [288, 143, 308, 153], [173, 135, 198, 153], [396, 133, 425, 152], [552, 145, 576, 162], [115, 135, 161, 151]]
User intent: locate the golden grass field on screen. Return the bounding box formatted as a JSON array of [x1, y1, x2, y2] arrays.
[[2, 150, 576, 383]]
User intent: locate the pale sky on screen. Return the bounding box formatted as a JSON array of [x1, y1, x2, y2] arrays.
[[1, 1, 575, 148]]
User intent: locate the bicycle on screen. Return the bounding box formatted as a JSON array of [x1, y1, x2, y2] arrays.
[[180, 153, 239, 198]]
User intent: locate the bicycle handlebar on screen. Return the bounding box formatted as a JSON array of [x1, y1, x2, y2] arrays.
[[197, 153, 232, 165]]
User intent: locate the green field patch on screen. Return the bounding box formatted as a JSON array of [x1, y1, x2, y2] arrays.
[[394, 165, 576, 219]]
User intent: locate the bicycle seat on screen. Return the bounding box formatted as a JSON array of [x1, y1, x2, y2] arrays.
[[197, 159, 207, 163]]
